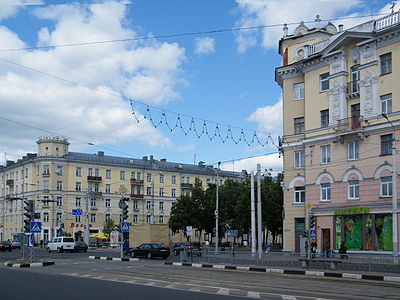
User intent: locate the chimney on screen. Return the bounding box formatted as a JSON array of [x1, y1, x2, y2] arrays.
[[161, 158, 167, 163], [339, 24, 344, 32], [143, 156, 148, 161], [283, 23, 288, 37], [98, 151, 104, 157], [315, 15, 321, 29]]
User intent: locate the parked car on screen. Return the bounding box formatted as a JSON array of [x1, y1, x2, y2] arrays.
[[74, 241, 88, 252], [47, 237, 75, 253], [130, 243, 170, 259], [0, 241, 12, 252], [174, 241, 202, 256], [10, 241, 21, 249]]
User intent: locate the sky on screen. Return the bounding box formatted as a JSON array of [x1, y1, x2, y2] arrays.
[[0, 0, 396, 173]]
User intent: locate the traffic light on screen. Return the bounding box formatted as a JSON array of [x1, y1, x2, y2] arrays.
[[122, 198, 129, 220], [116, 224, 121, 232], [60, 223, 65, 231], [23, 199, 34, 232], [310, 215, 315, 228]]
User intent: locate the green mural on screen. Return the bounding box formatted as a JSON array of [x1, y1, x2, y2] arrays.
[[365, 215, 373, 250], [376, 214, 393, 251], [344, 215, 363, 250], [335, 216, 341, 250]]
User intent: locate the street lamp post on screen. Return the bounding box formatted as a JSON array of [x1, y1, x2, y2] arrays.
[[383, 113, 398, 264]]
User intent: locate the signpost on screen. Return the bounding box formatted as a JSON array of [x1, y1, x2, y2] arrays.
[[30, 222, 42, 233], [310, 229, 316, 239]]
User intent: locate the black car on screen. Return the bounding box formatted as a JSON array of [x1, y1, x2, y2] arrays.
[[0, 241, 12, 252], [10, 241, 21, 250], [74, 241, 88, 252], [174, 241, 202, 256], [130, 243, 170, 259]]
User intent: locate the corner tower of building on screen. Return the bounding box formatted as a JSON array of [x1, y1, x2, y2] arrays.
[[36, 136, 69, 157]]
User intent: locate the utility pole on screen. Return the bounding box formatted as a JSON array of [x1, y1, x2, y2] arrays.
[[84, 190, 89, 245], [251, 171, 256, 256], [257, 164, 262, 259], [215, 162, 220, 254]]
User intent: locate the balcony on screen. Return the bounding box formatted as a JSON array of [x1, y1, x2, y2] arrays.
[[346, 81, 360, 99], [87, 176, 102, 182], [333, 117, 365, 142], [6, 179, 14, 186], [42, 171, 50, 177], [88, 191, 103, 198], [43, 189, 50, 194], [375, 10, 399, 31], [181, 183, 193, 189], [130, 193, 144, 198], [130, 178, 144, 185]]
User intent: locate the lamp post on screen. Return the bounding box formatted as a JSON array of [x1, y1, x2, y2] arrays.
[[206, 162, 221, 253], [383, 113, 398, 264]]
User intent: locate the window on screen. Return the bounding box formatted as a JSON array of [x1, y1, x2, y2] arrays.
[[76, 167, 81, 177], [159, 202, 164, 210], [381, 94, 392, 114], [320, 72, 329, 92], [146, 215, 151, 224], [76, 182, 81, 191], [36, 166, 39, 176], [120, 171, 125, 180], [172, 188, 176, 197], [321, 145, 331, 164], [294, 187, 305, 203], [321, 183, 331, 201], [159, 188, 164, 196], [381, 177, 392, 197], [55, 166, 63, 175], [186, 177, 190, 184], [43, 213, 49, 222], [145, 173, 151, 182], [159, 174, 164, 183], [381, 134, 393, 155], [95, 169, 99, 177], [320, 110, 329, 128], [181, 176, 185, 183], [146, 187, 152, 196], [106, 170, 111, 179], [159, 215, 164, 224], [293, 82, 304, 100], [56, 181, 63, 191], [294, 117, 304, 134], [348, 180, 359, 200], [133, 215, 138, 224], [43, 196, 49, 206], [75, 215, 81, 223], [350, 65, 360, 93], [137, 172, 141, 180], [136, 186, 141, 195], [88, 168, 93, 176], [105, 214, 111, 222], [146, 201, 151, 210], [57, 212, 62, 222], [131, 172, 135, 179], [105, 198, 111, 207], [57, 196, 63, 206], [91, 198, 96, 207], [206, 178, 210, 185], [90, 214, 96, 223], [294, 150, 305, 168], [105, 184, 111, 193], [76, 197, 81, 207], [133, 200, 138, 210], [88, 183, 93, 192], [348, 140, 359, 160], [172, 175, 176, 184], [380, 53, 392, 75], [94, 183, 99, 192], [43, 165, 49, 176]]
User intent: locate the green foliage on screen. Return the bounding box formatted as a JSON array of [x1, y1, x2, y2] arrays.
[[103, 219, 116, 235]]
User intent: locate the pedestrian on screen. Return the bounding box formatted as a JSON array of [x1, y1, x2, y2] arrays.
[[310, 239, 317, 258], [339, 241, 348, 259], [40, 239, 43, 248]]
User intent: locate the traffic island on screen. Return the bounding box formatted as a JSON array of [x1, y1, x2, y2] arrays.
[[4, 259, 55, 268], [89, 256, 138, 262]]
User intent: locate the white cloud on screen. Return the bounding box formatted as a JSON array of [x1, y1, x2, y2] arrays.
[[247, 98, 282, 140], [177, 144, 196, 152], [194, 37, 215, 55], [221, 152, 282, 174], [234, 0, 370, 52], [0, 1, 185, 160]]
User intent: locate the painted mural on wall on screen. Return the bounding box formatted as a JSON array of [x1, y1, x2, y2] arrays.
[[375, 214, 392, 251], [344, 215, 363, 250]]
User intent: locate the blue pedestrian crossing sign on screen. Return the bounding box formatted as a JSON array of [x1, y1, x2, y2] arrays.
[[226, 229, 232, 237], [121, 222, 130, 232], [30, 222, 42, 233], [310, 229, 316, 239], [72, 209, 83, 215]]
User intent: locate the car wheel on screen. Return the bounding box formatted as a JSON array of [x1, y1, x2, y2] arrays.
[[57, 247, 62, 253], [84, 249, 87, 253], [147, 252, 152, 259], [130, 251, 135, 258]]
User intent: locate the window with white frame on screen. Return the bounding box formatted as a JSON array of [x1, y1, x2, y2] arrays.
[[94, 169, 99, 177], [105, 214, 111, 222], [381, 93, 392, 114], [133, 200, 138, 210], [159, 215, 164, 224], [43, 212, 49, 222], [146, 201, 151, 210], [76, 182, 81, 191], [320, 72, 329, 92], [294, 150, 305, 168], [56, 212, 62, 222], [55, 166, 63, 175], [57, 196, 63, 206], [146, 187, 152, 196], [106, 170, 111, 179], [131, 172, 135, 179], [348, 140, 359, 160], [186, 177, 190, 184], [75, 197, 81, 207], [75, 215, 81, 223], [76, 167, 81, 177], [90, 198, 96, 207], [159, 188, 164, 196], [348, 180, 359, 200], [380, 53, 392, 75], [120, 171, 125, 180], [160, 174, 164, 183], [90, 214, 96, 223], [147, 173, 152, 182], [172, 175, 176, 184], [133, 215, 138, 224], [181, 176, 185, 183], [88, 168, 93, 176], [105, 198, 111, 207], [146, 215, 151, 224], [294, 186, 305, 203], [137, 172, 141, 180], [105, 184, 111, 193], [293, 82, 304, 100], [321, 183, 331, 201], [381, 177, 392, 197], [56, 181, 63, 191], [159, 201, 164, 210], [172, 188, 176, 197], [94, 183, 99, 192], [321, 145, 331, 164]]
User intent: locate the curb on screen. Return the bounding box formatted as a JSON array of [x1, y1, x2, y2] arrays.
[[4, 261, 55, 268], [163, 261, 400, 283], [89, 256, 138, 262]]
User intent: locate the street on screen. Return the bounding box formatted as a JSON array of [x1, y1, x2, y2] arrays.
[[1, 248, 400, 299]]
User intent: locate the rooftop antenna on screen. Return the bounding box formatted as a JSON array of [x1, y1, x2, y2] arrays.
[[390, 2, 396, 13]]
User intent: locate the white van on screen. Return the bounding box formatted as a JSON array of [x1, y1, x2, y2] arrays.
[[47, 237, 75, 253]]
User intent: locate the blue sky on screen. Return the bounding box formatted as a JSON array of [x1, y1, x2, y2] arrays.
[[0, 0, 396, 172]]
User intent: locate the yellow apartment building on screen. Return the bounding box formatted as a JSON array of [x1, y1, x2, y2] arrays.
[[276, 11, 400, 254], [0, 136, 241, 243]]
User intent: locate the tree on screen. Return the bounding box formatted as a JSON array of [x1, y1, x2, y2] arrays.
[[169, 194, 199, 240], [103, 219, 116, 235]]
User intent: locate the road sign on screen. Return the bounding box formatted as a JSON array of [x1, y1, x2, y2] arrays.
[[186, 226, 193, 236], [310, 229, 316, 239], [121, 222, 130, 232], [27, 233, 34, 247], [305, 202, 313, 211], [30, 222, 41, 233], [226, 229, 232, 237], [119, 185, 128, 196], [72, 209, 83, 216]]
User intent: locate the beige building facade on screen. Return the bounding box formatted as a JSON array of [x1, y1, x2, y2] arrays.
[[276, 11, 400, 253], [0, 137, 241, 242]]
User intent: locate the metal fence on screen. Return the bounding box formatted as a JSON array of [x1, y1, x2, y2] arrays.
[[179, 249, 400, 273]]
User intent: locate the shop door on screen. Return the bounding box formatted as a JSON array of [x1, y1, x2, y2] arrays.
[[322, 229, 331, 254]]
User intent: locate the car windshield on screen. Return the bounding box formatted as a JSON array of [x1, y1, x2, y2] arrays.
[[153, 244, 164, 248], [64, 238, 74, 242]]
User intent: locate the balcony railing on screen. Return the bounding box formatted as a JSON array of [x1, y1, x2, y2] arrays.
[[130, 193, 144, 198], [375, 10, 400, 31], [307, 38, 330, 56], [346, 80, 360, 97], [42, 172, 50, 177], [87, 176, 102, 182], [6, 179, 14, 186], [130, 178, 144, 185], [333, 116, 364, 134]]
